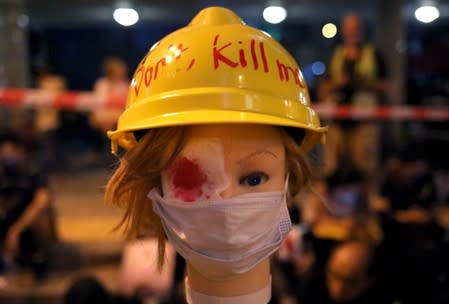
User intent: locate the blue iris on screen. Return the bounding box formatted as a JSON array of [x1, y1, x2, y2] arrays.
[[239, 172, 268, 186]]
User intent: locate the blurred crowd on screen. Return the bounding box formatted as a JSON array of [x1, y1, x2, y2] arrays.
[[0, 56, 130, 294], [1, 12, 449, 304], [268, 13, 449, 304]]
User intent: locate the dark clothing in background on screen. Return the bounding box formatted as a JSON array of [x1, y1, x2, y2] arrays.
[[337, 48, 388, 106], [0, 161, 49, 233], [329, 49, 387, 150], [300, 274, 394, 304], [273, 231, 395, 304], [380, 171, 436, 211], [378, 213, 446, 304], [0, 160, 51, 266]]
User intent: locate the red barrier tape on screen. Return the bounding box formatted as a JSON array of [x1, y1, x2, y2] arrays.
[[313, 104, 449, 121], [1, 88, 448, 121], [0, 88, 125, 111]]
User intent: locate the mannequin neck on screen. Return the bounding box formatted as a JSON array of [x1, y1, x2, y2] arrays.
[[186, 258, 271, 297]]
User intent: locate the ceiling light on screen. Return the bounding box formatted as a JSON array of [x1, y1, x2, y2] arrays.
[[322, 23, 337, 39], [113, 8, 139, 26], [263, 6, 287, 24], [415, 5, 440, 23]]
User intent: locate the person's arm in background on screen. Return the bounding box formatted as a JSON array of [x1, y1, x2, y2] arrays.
[[5, 187, 51, 256], [317, 48, 350, 104], [316, 74, 349, 104]]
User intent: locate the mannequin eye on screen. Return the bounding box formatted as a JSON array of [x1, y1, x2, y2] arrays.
[[239, 172, 269, 187]]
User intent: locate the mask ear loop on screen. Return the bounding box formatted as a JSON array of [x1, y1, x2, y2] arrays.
[[306, 182, 340, 216], [286, 176, 338, 221]]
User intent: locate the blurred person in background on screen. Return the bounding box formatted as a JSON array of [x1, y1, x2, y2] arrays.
[[273, 240, 394, 304], [319, 13, 390, 181], [378, 147, 437, 218], [91, 56, 129, 134], [301, 175, 383, 245], [34, 65, 67, 171], [272, 226, 319, 304], [64, 276, 109, 304], [88, 57, 129, 164], [319, 241, 393, 304], [0, 133, 57, 279], [118, 239, 181, 303], [64, 276, 142, 304], [375, 145, 447, 304], [271, 176, 384, 304]]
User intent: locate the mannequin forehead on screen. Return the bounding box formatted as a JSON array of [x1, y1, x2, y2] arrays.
[[184, 124, 284, 149]]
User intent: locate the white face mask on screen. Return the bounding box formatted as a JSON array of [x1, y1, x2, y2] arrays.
[[148, 181, 291, 281]]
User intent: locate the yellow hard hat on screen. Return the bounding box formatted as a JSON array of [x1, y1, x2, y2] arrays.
[[108, 6, 327, 154]]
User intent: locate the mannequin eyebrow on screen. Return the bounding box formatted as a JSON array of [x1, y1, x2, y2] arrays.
[[237, 149, 278, 164]]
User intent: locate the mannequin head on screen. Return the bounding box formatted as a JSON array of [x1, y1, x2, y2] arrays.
[[105, 7, 326, 297], [106, 123, 310, 264]]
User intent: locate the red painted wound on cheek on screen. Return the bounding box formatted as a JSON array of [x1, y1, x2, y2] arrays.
[[171, 156, 208, 202]]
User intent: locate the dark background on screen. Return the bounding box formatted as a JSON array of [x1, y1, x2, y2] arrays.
[[25, 0, 449, 106]]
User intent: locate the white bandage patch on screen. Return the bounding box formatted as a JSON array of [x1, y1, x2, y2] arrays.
[[161, 138, 229, 203]]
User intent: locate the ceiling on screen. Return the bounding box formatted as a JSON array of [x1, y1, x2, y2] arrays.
[[23, 0, 449, 27]]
